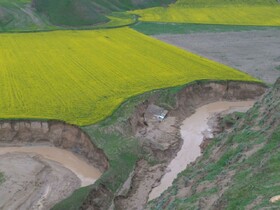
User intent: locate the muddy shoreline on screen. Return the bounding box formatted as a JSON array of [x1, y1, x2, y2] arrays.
[[148, 100, 255, 201], [0, 121, 109, 172], [0, 152, 81, 210], [0, 146, 101, 186], [83, 81, 266, 210], [0, 81, 267, 210], [0, 121, 109, 210]]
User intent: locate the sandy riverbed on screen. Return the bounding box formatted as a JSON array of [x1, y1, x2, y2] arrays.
[[148, 100, 255, 201], [0, 146, 101, 210]]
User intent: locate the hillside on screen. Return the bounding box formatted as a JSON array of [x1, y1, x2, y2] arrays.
[[147, 78, 280, 209], [0, 0, 174, 31], [32, 0, 174, 26]]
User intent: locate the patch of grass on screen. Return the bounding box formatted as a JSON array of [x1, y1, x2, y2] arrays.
[[221, 112, 245, 129], [130, 0, 280, 26], [82, 128, 140, 192], [52, 185, 92, 210], [0, 173, 4, 184], [275, 66, 280, 71], [0, 0, 56, 32], [131, 22, 280, 35], [222, 128, 280, 209], [0, 27, 256, 125]]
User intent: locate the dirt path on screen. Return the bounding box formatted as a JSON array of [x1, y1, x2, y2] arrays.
[[0, 146, 102, 210], [154, 30, 280, 84], [148, 101, 255, 201]]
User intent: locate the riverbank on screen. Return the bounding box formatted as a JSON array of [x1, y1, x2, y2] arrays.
[[0, 146, 102, 210], [0, 121, 109, 210], [76, 80, 266, 210], [0, 152, 79, 210], [149, 100, 255, 201], [0, 81, 266, 210], [146, 80, 280, 209]]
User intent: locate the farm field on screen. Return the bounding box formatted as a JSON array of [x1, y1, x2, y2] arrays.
[[154, 29, 280, 84], [0, 27, 256, 126], [131, 0, 280, 26]]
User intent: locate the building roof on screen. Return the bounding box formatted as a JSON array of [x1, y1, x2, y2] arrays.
[[145, 104, 168, 120]]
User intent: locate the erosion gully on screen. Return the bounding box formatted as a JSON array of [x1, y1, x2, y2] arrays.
[[0, 81, 266, 210]]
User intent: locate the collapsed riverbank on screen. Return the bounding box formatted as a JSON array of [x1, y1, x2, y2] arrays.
[[146, 79, 280, 209], [148, 100, 255, 201], [77, 80, 267, 210], [0, 121, 109, 210], [0, 80, 267, 210]]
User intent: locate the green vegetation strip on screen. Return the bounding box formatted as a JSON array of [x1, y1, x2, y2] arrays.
[[0, 173, 4, 184]]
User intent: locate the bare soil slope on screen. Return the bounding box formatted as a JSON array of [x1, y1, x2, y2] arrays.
[[147, 78, 280, 209], [0, 153, 81, 210]]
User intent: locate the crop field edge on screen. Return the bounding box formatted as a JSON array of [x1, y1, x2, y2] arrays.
[[0, 79, 263, 127]]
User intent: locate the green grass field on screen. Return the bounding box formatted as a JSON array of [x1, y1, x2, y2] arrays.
[[0, 27, 256, 125], [131, 0, 280, 26], [0, 0, 173, 31]]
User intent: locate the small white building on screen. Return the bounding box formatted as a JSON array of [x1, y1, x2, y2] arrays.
[[145, 104, 168, 122]]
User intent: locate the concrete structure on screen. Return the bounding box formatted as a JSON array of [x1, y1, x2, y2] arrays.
[[145, 104, 168, 122]]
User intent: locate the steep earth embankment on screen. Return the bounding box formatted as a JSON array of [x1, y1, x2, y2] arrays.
[[78, 81, 266, 210], [0, 81, 266, 210], [147, 78, 280, 209], [0, 121, 109, 209], [0, 121, 108, 172], [148, 100, 256, 201]]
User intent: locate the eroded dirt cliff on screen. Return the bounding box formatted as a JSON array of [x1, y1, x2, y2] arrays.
[[146, 79, 280, 209], [0, 121, 109, 172], [80, 81, 266, 210]]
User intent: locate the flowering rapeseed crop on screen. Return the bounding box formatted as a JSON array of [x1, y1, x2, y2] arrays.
[[0, 27, 256, 125]]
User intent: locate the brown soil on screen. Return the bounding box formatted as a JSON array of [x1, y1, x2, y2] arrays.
[[0, 152, 81, 210], [0, 121, 109, 209], [0, 81, 266, 210], [84, 81, 266, 210], [149, 101, 255, 201], [0, 146, 101, 186], [146, 78, 280, 209], [0, 121, 108, 172]]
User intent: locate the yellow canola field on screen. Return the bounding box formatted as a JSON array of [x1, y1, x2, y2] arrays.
[[0, 27, 256, 125], [131, 5, 280, 26]]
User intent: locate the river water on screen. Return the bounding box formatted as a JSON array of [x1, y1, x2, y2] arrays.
[[0, 146, 101, 186], [149, 100, 255, 201]]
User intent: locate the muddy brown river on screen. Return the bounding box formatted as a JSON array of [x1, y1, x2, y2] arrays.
[[0, 146, 101, 210], [0, 146, 101, 186], [149, 100, 255, 201]]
